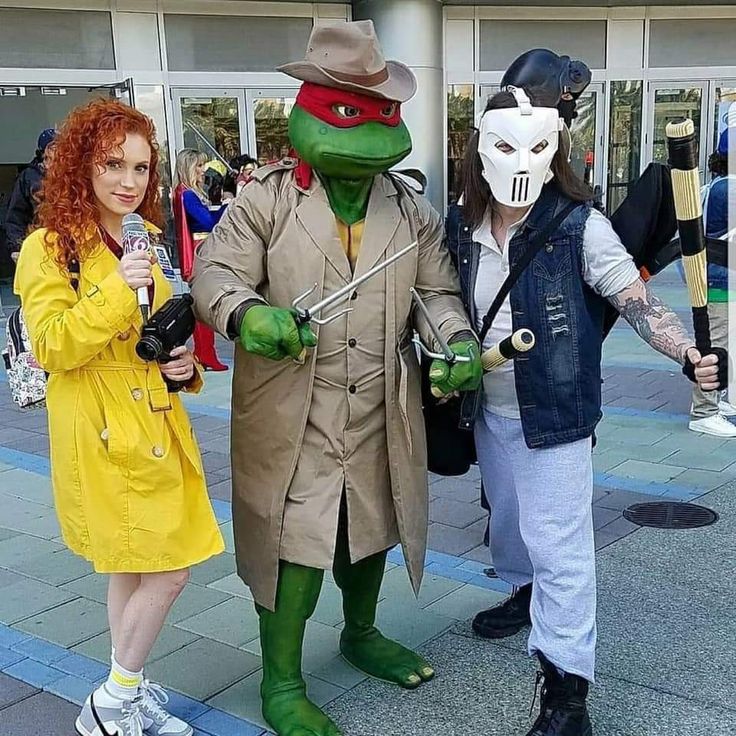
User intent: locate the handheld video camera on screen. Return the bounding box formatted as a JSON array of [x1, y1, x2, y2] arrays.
[[135, 295, 196, 363]]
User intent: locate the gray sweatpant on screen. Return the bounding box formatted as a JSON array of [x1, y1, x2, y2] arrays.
[[474, 409, 597, 682], [691, 301, 730, 419]]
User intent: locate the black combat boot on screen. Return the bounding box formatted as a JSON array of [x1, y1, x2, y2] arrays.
[[472, 582, 532, 639], [526, 653, 592, 736]]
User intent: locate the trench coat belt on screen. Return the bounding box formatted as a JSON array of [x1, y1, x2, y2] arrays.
[[74, 361, 173, 412]]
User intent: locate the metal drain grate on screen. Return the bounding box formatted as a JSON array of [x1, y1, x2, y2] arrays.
[[623, 501, 718, 529]]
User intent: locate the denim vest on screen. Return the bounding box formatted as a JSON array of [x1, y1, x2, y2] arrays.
[[447, 184, 606, 449]]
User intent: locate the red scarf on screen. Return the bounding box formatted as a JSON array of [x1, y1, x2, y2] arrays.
[[295, 82, 401, 128]]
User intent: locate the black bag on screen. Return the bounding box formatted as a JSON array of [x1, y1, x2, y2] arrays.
[[423, 202, 581, 476]]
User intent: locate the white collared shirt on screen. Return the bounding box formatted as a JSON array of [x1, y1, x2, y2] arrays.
[[473, 207, 640, 419]]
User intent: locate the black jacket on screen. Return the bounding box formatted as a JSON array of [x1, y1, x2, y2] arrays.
[[5, 162, 44, 254]]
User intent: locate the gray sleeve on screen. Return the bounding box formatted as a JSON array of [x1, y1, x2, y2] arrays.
[[581, 209, 640, 298]]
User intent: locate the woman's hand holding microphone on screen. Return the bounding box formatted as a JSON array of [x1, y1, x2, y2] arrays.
[[118, 249, 154, 290]]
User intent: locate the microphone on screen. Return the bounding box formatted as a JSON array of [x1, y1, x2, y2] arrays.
[[122, 213, 151, 323]]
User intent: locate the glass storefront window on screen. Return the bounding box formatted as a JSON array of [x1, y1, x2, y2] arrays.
[[714, 86, 736, 150], [134, 85, 174, 254], [253, 97, 295, 164], [569, 91, 597, 188], [180, 96, 242, 163], [607, 81, 643, 215], [652, 87, 703, 166], [447, 84, 474, 205]]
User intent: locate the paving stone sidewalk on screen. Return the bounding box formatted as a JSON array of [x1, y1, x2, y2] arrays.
[[0, 268, 734, 735]]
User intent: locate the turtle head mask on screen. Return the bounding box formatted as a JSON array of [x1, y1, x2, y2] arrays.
[[477, 86, 564, 208], [288, 83, 412, 180]]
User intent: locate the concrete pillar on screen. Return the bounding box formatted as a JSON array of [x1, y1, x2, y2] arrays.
[[352, 0, 444, 211]]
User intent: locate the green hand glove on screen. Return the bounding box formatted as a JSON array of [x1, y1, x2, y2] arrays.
[[428, 340, 483, 396], [239, 305, 317, 361]]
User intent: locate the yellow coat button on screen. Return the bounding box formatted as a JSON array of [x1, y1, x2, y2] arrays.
[[100, 428, 109, 441], [131, 388, 144, 401], [118, 331, 131, 341], [152, 446, 165, 458]]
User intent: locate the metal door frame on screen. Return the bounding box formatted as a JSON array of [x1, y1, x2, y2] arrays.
[[245, 87, 300, 162], [644, 80, 709, 177], [170, 87, 248, 157]]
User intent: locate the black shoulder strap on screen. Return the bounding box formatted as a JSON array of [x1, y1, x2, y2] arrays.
[[478, 201, 580, 344]]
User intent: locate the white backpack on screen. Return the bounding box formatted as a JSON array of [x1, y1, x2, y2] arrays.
[[3, 307, 47, 409], [2, 259, 78, 409]]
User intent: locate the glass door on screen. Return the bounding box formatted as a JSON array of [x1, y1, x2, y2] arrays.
[[478, 84, 606, 190], [171, 88, 247, 166], [711, 81, 736, 153], [246, 88, 299, 165], [646, 82, 708, 179], [88, 79, 135, 105]]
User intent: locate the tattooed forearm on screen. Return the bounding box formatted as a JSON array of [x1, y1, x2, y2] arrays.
[[608, 278, 694, 365]]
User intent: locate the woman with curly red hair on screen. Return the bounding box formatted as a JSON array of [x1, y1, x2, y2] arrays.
[[14, 98, 224, 736]]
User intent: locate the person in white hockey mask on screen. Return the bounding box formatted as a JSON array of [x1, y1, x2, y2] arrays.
[[443, 87, 723, 736]]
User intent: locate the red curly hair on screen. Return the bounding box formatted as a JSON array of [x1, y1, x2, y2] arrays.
[[36, 98, 163, 271]]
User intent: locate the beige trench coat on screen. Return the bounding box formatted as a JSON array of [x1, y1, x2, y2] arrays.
[[191, 160, 471, 610]]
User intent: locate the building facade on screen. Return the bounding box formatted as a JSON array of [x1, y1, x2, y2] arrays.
[[1, 0, 735, 219]]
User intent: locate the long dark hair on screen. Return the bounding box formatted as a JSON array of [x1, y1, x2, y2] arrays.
[[461, 90, 593, 229]]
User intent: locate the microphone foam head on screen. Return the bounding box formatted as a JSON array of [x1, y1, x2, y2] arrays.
[[122, 212, 145, 232]]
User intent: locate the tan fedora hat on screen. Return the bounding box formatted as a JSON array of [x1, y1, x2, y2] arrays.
[[277, 20, 417, 103]]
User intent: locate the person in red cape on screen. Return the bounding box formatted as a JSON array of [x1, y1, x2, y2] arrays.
[[173, 148, 229, 371]]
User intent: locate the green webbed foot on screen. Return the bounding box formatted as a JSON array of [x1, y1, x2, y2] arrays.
[[340, 627, 435, 689], [263, 689, 342, 736]]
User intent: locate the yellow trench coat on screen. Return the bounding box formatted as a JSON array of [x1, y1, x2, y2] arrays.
[[191, 161, 471, 610], [14, 227, 224, 573]]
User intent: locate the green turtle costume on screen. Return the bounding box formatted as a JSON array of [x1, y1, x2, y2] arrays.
[[191, 20, 481, 736]]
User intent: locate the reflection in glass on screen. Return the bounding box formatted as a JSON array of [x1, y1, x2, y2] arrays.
[[714, 86, 736, 150], [607, 81, 643, 215], [652, 87, 702, 166], [180, 96, 241, 163], [447, 84, 475, 205], [135, 85, 174, 257], [253, 97, 295, 164], [569, 92, 597, 188]]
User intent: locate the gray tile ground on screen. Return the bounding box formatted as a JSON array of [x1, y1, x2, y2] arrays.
[[327, 480, 736, 736]]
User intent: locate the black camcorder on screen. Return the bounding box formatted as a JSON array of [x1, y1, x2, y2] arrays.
[[135, 294, 196, 363]]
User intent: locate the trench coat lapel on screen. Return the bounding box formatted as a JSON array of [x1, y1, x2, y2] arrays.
[[295, 184, 352, 284], [353, 175, 402, 279]]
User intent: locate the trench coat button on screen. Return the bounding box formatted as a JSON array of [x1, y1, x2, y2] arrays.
[[348, 338, 357, 348], [100, 428, 109, 441], [348, 384, 357, 394], [118, 330, 131, 341], [546, 244, 554, 253], [351, 291, 358, 300], [152, 446, 165, 458], [131, 388, 144, 401]]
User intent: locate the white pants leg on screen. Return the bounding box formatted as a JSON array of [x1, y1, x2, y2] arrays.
[[475, 409, 597, 682], [474, 412, 533, 586]]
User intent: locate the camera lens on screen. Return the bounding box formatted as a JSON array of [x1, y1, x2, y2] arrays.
[[136, 336, 163, 362]]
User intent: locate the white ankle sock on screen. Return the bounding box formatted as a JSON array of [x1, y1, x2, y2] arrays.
[[104, 655, 143, 702]]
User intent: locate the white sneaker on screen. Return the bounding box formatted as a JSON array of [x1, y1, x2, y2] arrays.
[[76, 688, 144, 736], [688, 414, 736, 438], [138, 680, 193, 736], [718, 399, 736, 417]]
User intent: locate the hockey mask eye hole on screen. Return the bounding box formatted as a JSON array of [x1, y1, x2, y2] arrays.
[[495, 140, 515, 154], [333, 104, 361, 119], [531, 140, 549, 154]]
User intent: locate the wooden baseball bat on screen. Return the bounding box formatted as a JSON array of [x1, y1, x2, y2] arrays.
[[665, 119, 711, 353]]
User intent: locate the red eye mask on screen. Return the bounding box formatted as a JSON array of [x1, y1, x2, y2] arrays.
[[295, 82, 402, 128]]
